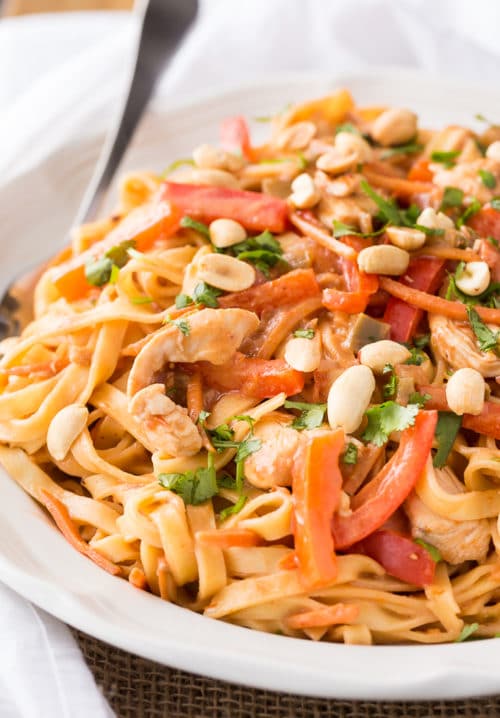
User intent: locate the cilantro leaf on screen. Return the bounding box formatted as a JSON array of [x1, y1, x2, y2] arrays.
[[105, 239, 136, 268], [360, 180, 402, 225], [440, 186, 464, 211], [431, 150, 460, 168], [85, 257, 114, 287], [414, 334, 430, 349], [380, 142, 423, 159], [382, 364, 397, 398], [362, 401, 419, 446], [109, 264, 120, 284], [284, 400, 327, 431], [219, 495, 247, 521], [466, 306, 500, 353], [158, 454, 218, 505], [293, 329, 315, 339], [455, 623, 479, 643], [408, 392, 431, 408], [405, 347, 425, 366], [491, 198, 500, 211], [165, 315, 190, 335], [332, 219, 387, 239], [130, 296, 154, 305], [192, 281, 222, 308], [232, 415, 256, 430], [415, 538, 442, 563], [235, 438, 261, 463], [479, 169, 497, 189], [225, 230, 284, 276], [161, 158, 194, 177], [180, 215, 210, 238], [457, 197, 482, 228], [175, 293, 193, 309], [433, 411, 462, 468], [335, 123, 361, 136], [197, 409, 210, 426], [342, 442, 358, 465]]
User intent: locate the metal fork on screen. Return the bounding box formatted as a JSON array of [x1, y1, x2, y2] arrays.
[[0, 0, 198, 341]]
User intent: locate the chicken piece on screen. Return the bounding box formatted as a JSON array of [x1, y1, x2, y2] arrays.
[[128, 383, 202, 457], [316, 194, 379, 235], [430, 313, 500, 377], [432, 159, 500, 205], [244, 414, 333, 489], [405, 471, 491, 564], [127, 308, 259, 396]]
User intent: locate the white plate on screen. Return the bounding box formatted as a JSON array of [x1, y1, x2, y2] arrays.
[[2, 70, 500, 701]]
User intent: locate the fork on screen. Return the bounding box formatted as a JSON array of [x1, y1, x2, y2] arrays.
[[0, 0, 198, 341]]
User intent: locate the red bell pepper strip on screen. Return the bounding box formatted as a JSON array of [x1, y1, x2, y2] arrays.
[[331, 410, 437, 549], [220, 115, 254, 161], [383, 257, 446, 342], [219, 268, 321, 316], [161, 182, 288, 233], [350, 530, 435, 586], [197, 352, 304, 399], [418, 384, 500, 440], [322, 253, 379, 314], [468, 206, 500, 242], [51, 201, 182, 301], [407, 157, 433, 183], [292, 430, 344, 589]]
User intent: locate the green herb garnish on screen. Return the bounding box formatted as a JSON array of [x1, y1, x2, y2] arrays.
[[130, 296, 154, 305], [466, 306, 500, 353], [284, 400, 327, 431], [440, 186, 464, 211], [408, 392, 431, 408], [293, 329, 315, 339], [382, 363, 397, 399], [431, 150, 460, 168], [161, 158, 195, 176], [362, 401, 419, 447], [479, 169, 497, 189], [455, 623, 480, 643], [381, 142, 423, 159], [158, 453, 218, 505], [219, 495, 248, 521], [342, 442, 358, 465], [332, 219, 387, 239], [192, 281, 222, 308], [491, 198, 500, 211], [180, 216, 210, 238], [433, 412, 462, 468], [457, 198, 482, 228], [175, 293, 194, 309], [225, 230, 284, 277], [360, 180, 402, 225], [415, 539, 442, 563]]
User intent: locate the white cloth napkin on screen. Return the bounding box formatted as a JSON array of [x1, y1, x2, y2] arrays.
[[1, 1, 500, 716]]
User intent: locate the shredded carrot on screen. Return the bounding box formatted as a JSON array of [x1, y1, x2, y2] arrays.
[[289, 211, 357, 260], [197, 528, 261, 549], [186, 370, 203, 423], [414, 247, 479, 262], [129, 566, 148, 590], [379, 276, 500, 325], [0, 358, 68, 378], [40, 490, 121, 576], [363, 166, 433, 197], [285, 603, 359, 630]]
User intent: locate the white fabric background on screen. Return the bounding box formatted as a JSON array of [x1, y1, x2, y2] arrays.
[[1, 1, 500, 715]]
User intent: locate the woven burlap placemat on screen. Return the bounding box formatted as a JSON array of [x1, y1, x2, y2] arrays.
[[73, 629, 500, 718]]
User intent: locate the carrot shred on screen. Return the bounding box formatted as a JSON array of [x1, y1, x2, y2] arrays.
[[129, 566, 148, 590], [197, 529, 261, 549], [40, 490, 121, 576], [414, 247, 480, 262], [379, 276, 500, 325], [289, 211, 357, 260], [286, 603, 359, 630], [363, 166, 433, 197], [186, 370, 204, 423]]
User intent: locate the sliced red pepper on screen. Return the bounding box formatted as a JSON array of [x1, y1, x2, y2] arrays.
[[407, 157, 433, 183], [219, 268, 320, 316], [331, 410, 437, 549], [51, 201, 182, 301], [161, 182, 288, 233], [321, 235, 379, 314], [350, 530, 435, 586], [220, 115, 254, 161], [292, 430, 344, 589], [418, 384, 500, 440], [475, 235, 500, 282], [197, 352, 304, 399], [468, 206, 500, 242], [383, 257, 446, 342]]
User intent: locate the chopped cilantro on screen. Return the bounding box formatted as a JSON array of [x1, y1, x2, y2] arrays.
[[158, 453, 218, 505], [180, 216, 210, 238], [415, 539, 442, 563], [165, 314, 190, 335], [466, 306, 500, 353], [232, 415, 256, 430], [440, 186, 464, 211], [105, 239, 136, 268], [85, 257, 114, 287], [457, 198, 482, 228], [235, 438, 261, 463], [431, 150, 460, 168], [293, 329, 315, 339], [192, 281, 222, 308], [487, 236, 499, 248], [342, 442, 358, 465], [175, 293, 194, 309], [408, 392, 431, 408], [360, 180, 402, 225], [225, 230, 284, 277], [109, 264, 120, 284], [455, 623, 479, 643], [491, 198, 500, 211], [161, 158, 194, 176], [284, 400, 327, 431], [335, 122, 361, 135], [433, 412, 462, 468], [380, 142, 423, 159], [362, 401, 419, 446], [332, 219, 388, 239], [382, 363, 397, 399], [405, 347, 425, 366], [219, 495, 247, 521], [479, 169, 497, 189], [413, 334, 430, 349], [198, 409, 210, 426]]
